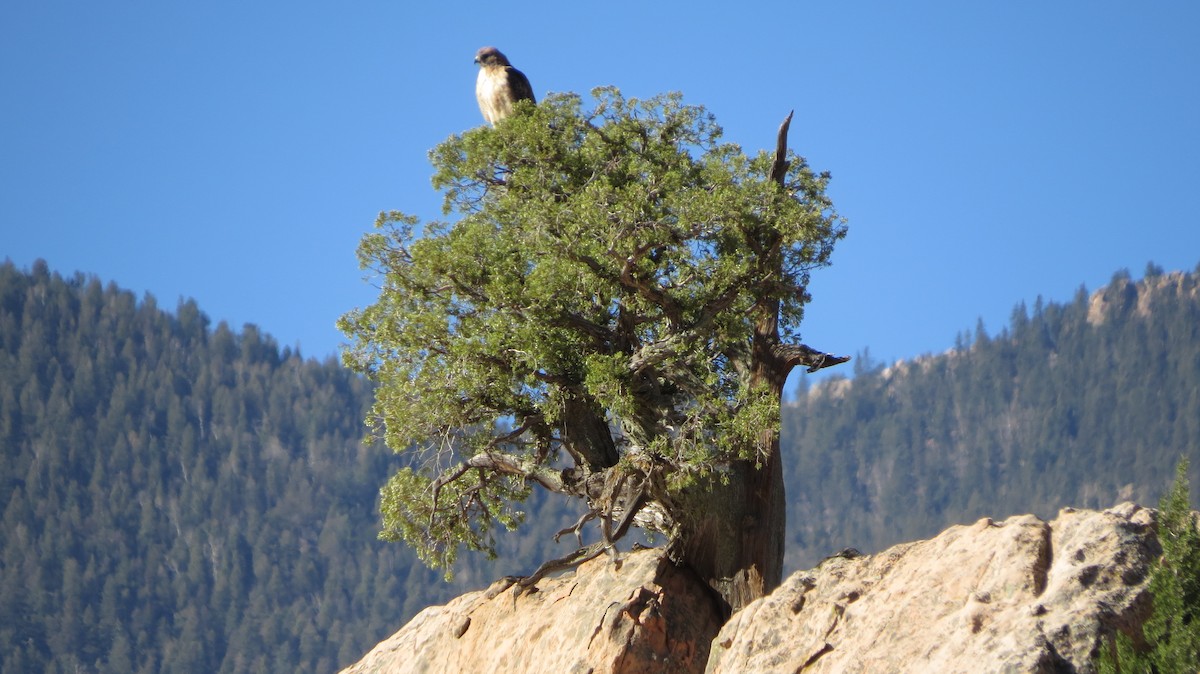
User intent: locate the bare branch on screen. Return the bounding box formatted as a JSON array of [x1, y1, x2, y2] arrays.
[[563, 248, 617, 283], [628, 334, 687, 373], [484, 417, 535, 451], [429, 463, 473, 530], [465, 452, 566, 493], [550, 311, 615, 345], [555, 511, 597, 546], [513, 541, 609, 594], [773, 342, 851, 373], [599, 471, 628, 546], [618, 245, 684, 323], [609, 479, 648, 542], [769, 111, 794, 188]]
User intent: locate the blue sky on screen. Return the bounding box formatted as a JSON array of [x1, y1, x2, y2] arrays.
[[3, 3, 1198, 393]]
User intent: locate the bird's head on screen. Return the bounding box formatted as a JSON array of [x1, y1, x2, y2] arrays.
[[474, 46, 511, 68]]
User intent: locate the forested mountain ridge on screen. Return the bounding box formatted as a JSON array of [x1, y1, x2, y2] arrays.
[[781, 263, 1200, 570], [5, 257, 1199, 671], [0, 259, 563, 673]]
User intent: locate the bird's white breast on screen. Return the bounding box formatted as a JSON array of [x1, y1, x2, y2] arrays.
[[476, 68, 513, 125]]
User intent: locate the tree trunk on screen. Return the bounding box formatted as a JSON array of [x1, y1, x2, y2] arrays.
[[668, 112, 805, 615], [672, 445, 787, 615], [561, 392, 620, 470], [614, 111, 849, 614], [671, 333, 799, 614]]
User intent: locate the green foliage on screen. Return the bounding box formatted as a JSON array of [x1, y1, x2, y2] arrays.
[[1098, 458, 1200, 673], [340, 88, 845, 573], [1145, 458, 1200, 669], [378, 467, 530, 577]]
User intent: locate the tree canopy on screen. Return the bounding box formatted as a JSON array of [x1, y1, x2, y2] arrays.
[[339, 87, 847, 601]]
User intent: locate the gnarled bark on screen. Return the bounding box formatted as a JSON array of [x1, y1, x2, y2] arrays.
[[668, 112, 848, 613], [560, 392, 620, 470]]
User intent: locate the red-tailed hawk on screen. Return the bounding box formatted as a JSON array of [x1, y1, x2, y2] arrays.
[[474, 46, 535, 126]]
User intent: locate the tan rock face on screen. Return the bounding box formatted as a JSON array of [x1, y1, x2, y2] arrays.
[[342, 504, 1159, 674], [339, 548, 723, 674], [706, 503, 1158, 674]]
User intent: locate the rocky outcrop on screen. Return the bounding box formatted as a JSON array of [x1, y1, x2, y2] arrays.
[[1087, 269, 1200, 325], [707, 503, 1158, 673], [342, 504, 1160, 674], [339, 547, 723, 674]]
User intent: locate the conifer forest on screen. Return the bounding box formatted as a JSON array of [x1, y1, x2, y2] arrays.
[[2, 259, 1198, 672]]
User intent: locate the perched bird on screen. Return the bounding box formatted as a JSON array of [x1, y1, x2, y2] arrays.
[[474, 46, 536, 126]]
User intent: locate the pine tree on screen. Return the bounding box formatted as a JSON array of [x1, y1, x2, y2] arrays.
[[1097, 458, 1200, 673]]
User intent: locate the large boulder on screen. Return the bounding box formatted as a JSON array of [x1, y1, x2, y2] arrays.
[[706, 503, 1158, 673], [339, 547, 723, 674], [342, 504, 1159, 673]]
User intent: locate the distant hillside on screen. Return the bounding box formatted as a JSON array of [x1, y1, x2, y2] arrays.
[[0, 259, 582, 673], [780, 262, 1200, 570], [6, 257, 1200, 670]]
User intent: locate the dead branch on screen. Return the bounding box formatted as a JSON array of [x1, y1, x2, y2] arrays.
[[769, 111, 794, 188], [465, 452, 565, 492], [773, 343, 851, 373], [511, 541, 610, 595], [555, 511, 597, 546]]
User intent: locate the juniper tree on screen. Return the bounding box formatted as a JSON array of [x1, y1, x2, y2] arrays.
[[339, 88, 848, 612]]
